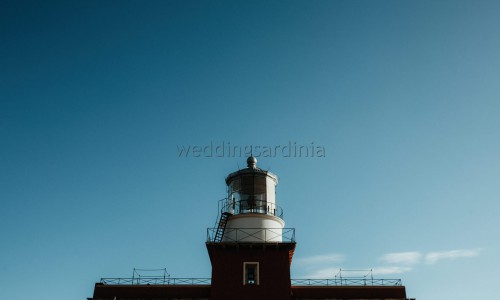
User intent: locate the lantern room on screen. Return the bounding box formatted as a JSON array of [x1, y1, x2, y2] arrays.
[[215, 157, 285, 243], [225, 156, 279, 216]]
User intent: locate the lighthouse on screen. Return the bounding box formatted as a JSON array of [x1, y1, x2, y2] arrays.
[[89, 157, 410, 300], [206, 156, 296, 300]]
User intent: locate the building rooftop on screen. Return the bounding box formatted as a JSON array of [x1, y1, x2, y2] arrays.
[[91, 280, 407, 300]]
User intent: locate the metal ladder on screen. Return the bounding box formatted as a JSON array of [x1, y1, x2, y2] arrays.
[[213, 212, 232, 242]]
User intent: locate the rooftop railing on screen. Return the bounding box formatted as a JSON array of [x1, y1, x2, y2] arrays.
[[291, 278, 402, 286], [100, 277, 401, 286], [100, 277, 210, 285]]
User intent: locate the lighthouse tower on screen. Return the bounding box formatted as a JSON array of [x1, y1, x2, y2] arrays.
[[206, 157, 296, 300]]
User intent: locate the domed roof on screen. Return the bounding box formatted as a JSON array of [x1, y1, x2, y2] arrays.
[[225, 157, 278, 185]]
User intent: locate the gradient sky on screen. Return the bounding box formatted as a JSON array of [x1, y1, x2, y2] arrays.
[[1, 1, 499, 299]]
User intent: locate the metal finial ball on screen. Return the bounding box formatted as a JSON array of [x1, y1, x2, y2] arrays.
[[247, 156, 257, 168]]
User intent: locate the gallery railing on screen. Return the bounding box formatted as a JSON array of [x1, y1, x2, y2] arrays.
[[219, 198, 284, 218], [206, 227, 295, 243]]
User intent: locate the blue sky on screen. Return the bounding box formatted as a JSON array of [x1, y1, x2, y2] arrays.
[[1, 0, 499, 299]]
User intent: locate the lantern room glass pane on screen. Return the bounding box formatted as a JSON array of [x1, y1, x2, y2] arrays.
[[229, 175, 268, 214]]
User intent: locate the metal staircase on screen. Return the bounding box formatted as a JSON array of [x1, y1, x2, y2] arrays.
[[213, 212, 232, 242]]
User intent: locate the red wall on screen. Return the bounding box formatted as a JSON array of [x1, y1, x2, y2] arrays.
[[291, 286, 407, 299], [92, 283, 211, 299], [207, 243, 296, 300]]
